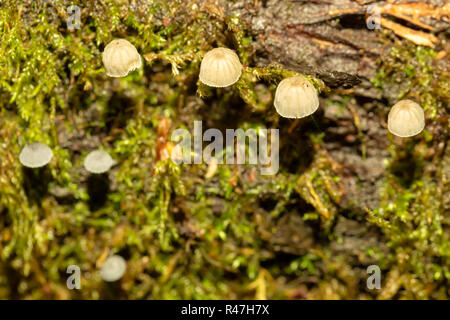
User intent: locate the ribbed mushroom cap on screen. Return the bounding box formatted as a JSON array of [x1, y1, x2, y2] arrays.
[[199, 47, 242, 87], [19, 142, 53, 168], [388, 99, 425, 137], [274, 76, 319, 118], [102, 39, 142, 77], [100, 255, 126, 282], [84, 149, 115, 174]]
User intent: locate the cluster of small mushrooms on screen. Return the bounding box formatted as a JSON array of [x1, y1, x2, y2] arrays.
[[18, 39, 427, 282], [19, 145, 114, 173], [101, 40, 426, 136]]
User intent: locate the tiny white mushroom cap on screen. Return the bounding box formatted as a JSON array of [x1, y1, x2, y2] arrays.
[[274, 76, 319, 118], [100, 255, 127, 282], [84, 149, 115, 174], [199, 47, 242, 87], [102, 39, 142, 77], [388, 99, 425, 137], [19, 142, 53, 168]]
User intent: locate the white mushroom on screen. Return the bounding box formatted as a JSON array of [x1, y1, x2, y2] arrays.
[[199, 47, 242, 87], [100, 255, 127, 282], [19, 142, 53, 168], [388, 99, 425, 137], [102, 39, 142, 77], [84, 149, 115, 174], [274, 76, 320, 119]]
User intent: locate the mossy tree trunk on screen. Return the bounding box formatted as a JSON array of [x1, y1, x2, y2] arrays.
[[0, 0, 448, 299]]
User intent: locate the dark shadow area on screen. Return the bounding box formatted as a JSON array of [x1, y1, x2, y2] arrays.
[[354, 95, 388, 109], [103, 92, 135, 133], [22, 167, 51, 205], [259, 197, 278, 212], [50, 185, 77, 205], [338, 14, 368, 29], [390, 148, 423, 188], [4, 265, 20, 300], [0, 207, 11, 227], [277, 112, 323, 174], [199, 91, 248, 131], [53, 192, 77, 205], [87, 173, 110, 211]]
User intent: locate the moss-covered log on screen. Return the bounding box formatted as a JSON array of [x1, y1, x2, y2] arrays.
[[0, 0, 448, 299]]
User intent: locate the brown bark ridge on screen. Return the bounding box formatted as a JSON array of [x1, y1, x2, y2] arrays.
[[224, 0, 448, 97]]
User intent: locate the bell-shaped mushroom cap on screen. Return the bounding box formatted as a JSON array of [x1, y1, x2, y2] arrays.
[[100, 255, 127, 282], [388, 99, 425, 137], [19, 142, 53, 168], [199, 47, 242, 87], [102, 39, 142, 77], [84, 149, 115, 174], [274, 76, 320, 118]]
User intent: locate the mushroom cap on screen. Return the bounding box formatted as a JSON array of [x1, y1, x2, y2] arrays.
[[388, 99, 425, 137], [199, 47, 242, 87], [274, 76, 319, 118], [102, 39, 142, 77], [84, 149, 115, 174], [19, 142, 53, 168], [100, 255, 127, 282]]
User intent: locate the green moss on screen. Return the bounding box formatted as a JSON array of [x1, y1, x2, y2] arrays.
[[0, 0, 448, 300], [372, 43, 449, 119], [365, 38, 449, 299]]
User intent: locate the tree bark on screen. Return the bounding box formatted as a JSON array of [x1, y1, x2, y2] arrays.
[[226, 0, 448, 96]]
